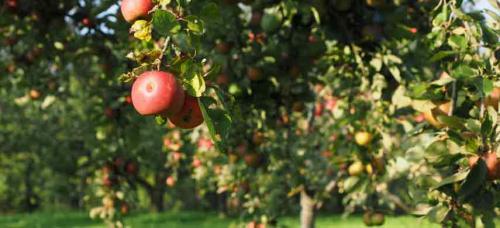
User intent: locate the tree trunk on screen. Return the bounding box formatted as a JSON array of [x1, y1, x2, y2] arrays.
[[24, 158, 38, 212], [150, 189, 165, 212], [300, 190, 316, 228]]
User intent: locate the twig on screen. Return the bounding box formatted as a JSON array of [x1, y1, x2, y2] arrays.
[[157, 36, 171, 71]]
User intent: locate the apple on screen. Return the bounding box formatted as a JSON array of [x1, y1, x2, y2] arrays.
[[244, 153, 262, 168], [215, 42, 232, 54], [192, 158, 202, 168], [423, 101, 451, 128], [484, 87, 500, 110], [348, 161, 364, 176], [414, 113, 425, 123], [247, 67, 263, 81], [250, 11, 263, 26], [102, 164, 113, 175], [120, 0, 154, 23], [469, 152, 498, 180], [124, 95, 133, 105], [120, 202, 129, 214], [102, 196, 114, 209], [365, 164, 374, 175], [165, 176, 176, 187], [169, 95, 204, 129], [314, 102, 324, 117], [213, 165, 222, 175], [81, 17, 92, 27], [104, 107, 117, 119], [131, 71, 185, 116], [172, 151, 183, 161], [229, 83, 243, 96], [216, 73, 230, 86], [5, 0, 17, 10], [371, 212, 385, 226], [321, 150, 333, 159], [125, 161, 138, 175], [252, 131, 265, 145], [198, 137, 214, 150], [409, 27, 418, 34], [102, 175, 116, 187], [29, 89, 41, 100], [6, 63, 16, 73], [324, 97, 337, 111], [354, 131, 373, 146], [363, 211, 373, 226]]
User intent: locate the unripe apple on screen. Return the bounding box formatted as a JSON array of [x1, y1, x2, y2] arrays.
[[355, 131, 373, 146], [131, 71, 185, 116], [423, 101, 451, 128], [371, 212, 385, 226], [169, 95, 204, 129], [120, 0, 154, 23], [348, 161, 364, 176], [165, 176, 176, 187]]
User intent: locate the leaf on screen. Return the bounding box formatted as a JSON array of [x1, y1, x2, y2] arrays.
[[310, 6, 321, 24], [430, 50, 457, 62], [152, 10, 180, 36], [458, 159, 487, 201], [199, 2, 220, 23], [199, 97, 232, 151], [369, 58, 383, 72], [131, 20, 152, 41], [448, 35, 467, 50], [180, 61, 205, 97], [388, 66, 401, 82], [427, 204, 450, 223], [481, 109, 495, 136], [411, 100, 436, 113], [452, 65, 475, 79], [465, 119, 481, 134], [430, 74, 455, 86], [482, 78, 494, 95], [185, 16, 205, 35], [155, 115, 167, 125], [432, 169, 469, 190], [392, 86, 412, 108], [436, 115, 466, 130]]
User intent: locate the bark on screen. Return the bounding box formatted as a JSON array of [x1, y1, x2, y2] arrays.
[[150, 189, 165, 212], [24, 158, 38, 212], [300, 190, 316, 228]]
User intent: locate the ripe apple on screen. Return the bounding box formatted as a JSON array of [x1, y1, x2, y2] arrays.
[[354, 131, 373, 146], [314, 102, 324, 117], [124, 95, 133, 105], [252, 131, 265, 145], [469, 152, 498, 180], [363, 211, 373, 226], [131, 71, 185, 116], [250, 11, 263, 26], [348, 161, 364, 176], [102, 175, 116, 187], [484, 87, 500, 110], [423, 101, 451, 129], [165, 176, 176, 187], [192, 158, 202, 168], [29, 89, 41, 100], [169, 95, 204, 129], [244, 153, 262, 168], [81, 17, 92, 27], [215, 42, 232, 54], [120, 202, 129, 214], [216, 73, 230, 86], [324, 97, 337, 111], [125, 161, 138, 175], [172, 151, 183, 161], [198, 137, 214, 150], [5, 0, 17, 10], [120, 0, 154, 23], [247, 67, 263, 81]]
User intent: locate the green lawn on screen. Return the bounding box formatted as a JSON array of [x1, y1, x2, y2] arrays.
[[0, 211, 442, 228]]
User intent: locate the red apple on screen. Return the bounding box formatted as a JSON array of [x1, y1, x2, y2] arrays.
[[172, 151, 183, 161], [125, 161, 138, 175], [29, 89, 41, 100], [192, 158, 202, 168], [165, 176, 176, 187], [120, 0, 154, 23], [197, 137, 213, 150], [314, 102, 324, 117], [169, 95, 204, 129], [81, 17, 92, 27], [131, 71, 185, 116], [216, 73, 230, 86], [247, 67, 263, 81]]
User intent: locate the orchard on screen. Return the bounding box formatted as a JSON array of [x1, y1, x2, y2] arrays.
[[0, 0, 498, 228]]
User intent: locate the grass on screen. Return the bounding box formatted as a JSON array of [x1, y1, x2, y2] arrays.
[[0, 211, 452, 228]]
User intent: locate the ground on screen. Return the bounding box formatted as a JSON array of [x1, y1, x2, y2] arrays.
[[0, 211, 447, 228]]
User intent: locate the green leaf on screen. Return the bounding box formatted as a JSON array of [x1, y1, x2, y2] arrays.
[[430, 50, 457, 62], [369, 58, 383, 72], [152, 10, 181, 36], [481, 109, 495, 136], [432, 169, 469, 190], [448, 35, 467, 50], [199, 98, 232, 151], [482, 78, 494, 95], [155, 115, 167, 125], [185, 16, 205, 35], [427, 204, 450, 223], [200, 2, 220, 24], [465, 119, 481, 134], [261, 13, 281, 33], [458, 159, 487, 201], [180, 61, 205, 97], [452, 65, 475, 79], [436, 115, 466, 130]]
